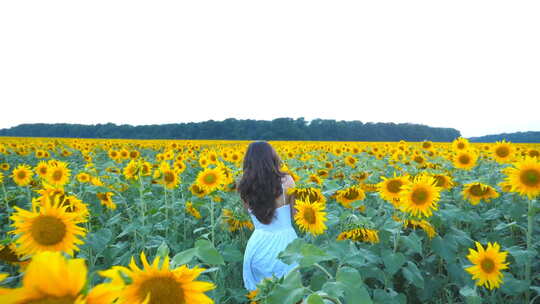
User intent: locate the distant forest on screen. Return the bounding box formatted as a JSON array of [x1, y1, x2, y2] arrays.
[[469, 131, 540, 143], [0, 118, 461, 142]]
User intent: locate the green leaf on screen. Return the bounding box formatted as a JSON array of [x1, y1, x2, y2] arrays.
[[195, 239, 225, 265], [172, 248, 197, 266], [401, 233, 422, 255], [459, 286, 482, 304], [279, 239, 333, 267], [501, 272, 528, 296], [321, 282, 345, 299], [220, 244, 243, 263], [336, 266, 372, 304], [402, 261, 424, 289], [267, 270, 306, 304], [382, 251, 406, 276], [156, 241, 169, 259], [431, 236, 456, 261], [306, 293, 325, 304]]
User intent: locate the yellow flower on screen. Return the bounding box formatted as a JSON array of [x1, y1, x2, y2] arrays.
[[503, 157, 540, 199], [34, 161, 49, 178], [377, 174, 410, 208], [195, 167, 225, 193], [123, 159, 141, 180], [287, 187, 326, 205], [97, 192, 116, 210], [336, 227, 379, 243], [462, 182, 499, 205], [465, 242, 509, 290], [0, 251, 88, 303], [399, 175, 441, 218], [12, 164, 33, 187], [9, 198, 87, 256], [99, 252, 215, 304], [45, 161, 71, 187], [452, 137, 470, 151], [452, 150, 478, 170], [185, 202, 201, 219], [335, 186, 366, 208], [344, 155, 357, 168], [76, 172, 91, 183], [492, 140, 515, 163], [432, 174, 454, 190], [294, 199, 327, 236]]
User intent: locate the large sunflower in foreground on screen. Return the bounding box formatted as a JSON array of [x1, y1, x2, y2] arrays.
[[11, 164, 33, 187], [503, 157, 540, 199], [294, 198, 327, 236], [9, 198, 87, 256], [195, 167, 225, 193], [0, 251, 87, 303], [465, 242, 509, 290], [399, 175, 441, 218], [98, 252, 215, 304], [462, 182, 499, 205]]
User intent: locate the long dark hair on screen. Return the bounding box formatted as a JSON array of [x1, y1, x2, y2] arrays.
[[238, 141, 286, 224]]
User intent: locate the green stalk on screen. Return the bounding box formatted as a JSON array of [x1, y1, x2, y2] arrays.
[[1, 183, 8, 210], [525, 198, 536, 303], [164, 186, 169, 239], [210, 198, 215, 246]]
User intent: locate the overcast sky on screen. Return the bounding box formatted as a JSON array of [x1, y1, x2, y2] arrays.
[[1, 1, 539, 138]]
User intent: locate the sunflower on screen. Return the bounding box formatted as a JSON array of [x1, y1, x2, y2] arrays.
[[527, 148, 539, 158], [0, 243, 27, 266], [222, 208, 253, 232], [123, 159, 141, 180], [452, 137, 470, 151], [465, 242, 509, 290], [377, 174, 410, 208], [0, 163, 10, 171], [336, 227, 379, 243], [352, 171, 369, 183], [335, 186, 366, 208], [344, 156, 357, 168], [0, 251, 88, 303], [195, 167, 225, 193], [492, 140, 515, 163], [76, 172, 91, 183], [462, 182, 499, 205], [503, 157, 540, 199], [185, 202, 201, 220], [190, 183, 209, 198], [399, 175, 441, 218], [0, 172, 3, 184], [9, 198, 87, 256], [12, 164, 33, 187], [161, 168, 180, 190], [421, 141, 433, 150], [294, 198, 327, 236], [287, 187, 326, 205], [108, 149, 120, 161], [99, 252, 215, 304], [432, 174, 454, 190], [402, 219, 436, 239], [307, 174, 322, 185], [97, 192, 117, 210], [45, 161, 71, 187], [452, 150, 478, 170], [34, 161, 49, 178]]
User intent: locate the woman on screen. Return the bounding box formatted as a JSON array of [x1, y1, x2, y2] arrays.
[[237, 141, 298, 291]]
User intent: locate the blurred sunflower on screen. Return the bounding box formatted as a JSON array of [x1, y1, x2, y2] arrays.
[[399, 175, 441, 218], [432, 174, 454, 190], [185, 202, 201, 220], [123, 159, 141, 180], [452, 137, 470, 151], [0, 251, 88, 303], [335, 186, 366, 208], [98, 252, 215, 304], [0, 163, 10, 171], [97, 192, 117, 210], [76, 172, 91, 183], [45, 161, 71, 187], [9, 198, 87, 256], [337, 227, 379, 243], [11, 164, 33, 187], [287, 187, 326, 205], [344, 156, 357, 168], [294, 198, 327, 236], [465, 242, 508, 290], [462, 182, 499, 205]]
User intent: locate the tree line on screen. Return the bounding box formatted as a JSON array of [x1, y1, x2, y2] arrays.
[[468, 131, 540, 143], [0, 118, 461, 142]]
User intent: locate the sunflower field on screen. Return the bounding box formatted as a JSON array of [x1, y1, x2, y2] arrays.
[[0, 137, 539, 303]]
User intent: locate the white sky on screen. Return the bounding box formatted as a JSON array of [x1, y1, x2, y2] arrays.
[[0, 1, 539, 138]]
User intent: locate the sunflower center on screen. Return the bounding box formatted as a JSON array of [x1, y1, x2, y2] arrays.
[[480, 258, 495, 274], [303, 207, 317, 224], [529, 150, 540, 158], [164, 171, 175, 183], [458, 154, 471, 165], [203, 173, 216, 184], [469, 184, 488, 197], [17, 170, 27, 179], [344, 190, 359, 200], [387, 180, 403, 194], [39, 167, 48, 175], [24, 296, 77, 304], [31, 215, 67, 246], [52, 169, 63, 181], [520, 169, 540, 187], [457, 143, 465, 149], [495, 147, 510, 158], [414, 156, 424, 163], [138, 276, 185, 304], [411, 189, 428, 205]]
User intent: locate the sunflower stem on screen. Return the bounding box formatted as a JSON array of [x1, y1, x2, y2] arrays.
[[138, 171, 146, 245], [314, 263, 333, 279], [1, 183, 8, 211], [210, 197, 215, 246], [163, 186, 168, 239], [525, 198, 536, 303]]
